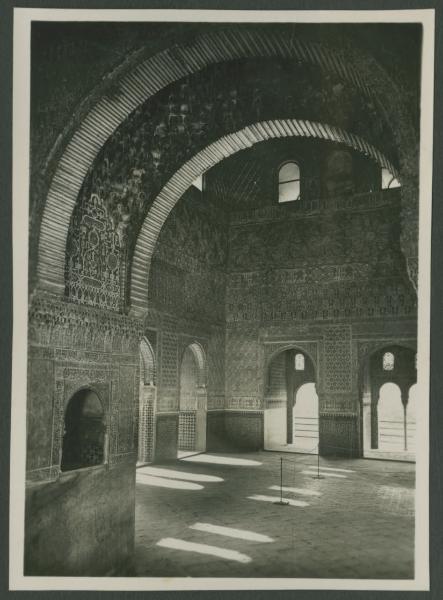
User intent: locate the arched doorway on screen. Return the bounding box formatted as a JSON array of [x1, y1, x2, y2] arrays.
[[377, 382, 404, 451], [361, 345, 416, 460], [138, 337, 157, 465], [293, 382, 320, 452], [264, 348, 318, 454], [178, 343, 207, 458], [61, 388, 106, 472]]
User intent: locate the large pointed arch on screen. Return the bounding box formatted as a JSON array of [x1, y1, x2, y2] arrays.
[[129, 118, 398, 316], [33, 27, 417, 298]]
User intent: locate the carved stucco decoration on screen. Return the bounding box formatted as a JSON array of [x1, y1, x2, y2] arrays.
[[65, 193, 125, 312], [28, 293, 142, 355]]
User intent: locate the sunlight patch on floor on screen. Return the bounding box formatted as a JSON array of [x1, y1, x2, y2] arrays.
[[248, 494, 309, 507], [136, 473, 203, 490], [302, 470, 347, 479], [138, 466, 223, 482], [269, 485, 321, 497], [189, 522, 274, 542], [317, 466, 354, 473], [182, 454, 262, 466], [156, 538, 252, 563]]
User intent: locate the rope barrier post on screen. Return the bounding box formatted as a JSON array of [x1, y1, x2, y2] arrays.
[[311, 443, 324, 479], [274, 456, 289, 506]]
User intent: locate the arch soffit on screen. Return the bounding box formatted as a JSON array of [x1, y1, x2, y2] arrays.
[[265, 342, 318, 374], [365, 340, 417, 363], [139, 336, 156, 385], [358, 339, 417, 381], [129, 118, 397, 316], [35, 28, 415, 297], [63, 385, 106, 416], [181, 341, 207, 387]]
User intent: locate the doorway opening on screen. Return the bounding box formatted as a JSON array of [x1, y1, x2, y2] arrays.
[[178, 343, 207, 459], [138, 337, 157, 465], [293, 382, 320, 452], [362, 345, 416, 461], [264, 348, 318, 454]]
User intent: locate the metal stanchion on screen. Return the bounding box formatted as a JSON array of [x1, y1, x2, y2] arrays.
[[311, 444, 324, 479], [274, 456, 289, 505]]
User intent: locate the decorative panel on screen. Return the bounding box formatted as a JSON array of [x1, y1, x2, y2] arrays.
[[160, 332, 178, 388], [138, 385, 156, 464], [227, 397, 262, 410], [323, 325, 352, 392], [207, 328, 225, 410], [66, 193, 124, 311], [117, 365, 137, 454], [225, 328, 259, 408], [178, 411, 196, 451]]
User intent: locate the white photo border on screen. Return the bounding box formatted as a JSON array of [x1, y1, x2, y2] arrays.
[[10, 7, 434, 592]]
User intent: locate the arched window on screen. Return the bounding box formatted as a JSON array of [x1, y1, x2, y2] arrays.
[[381, 168, 401, 190], [295, 353, 305, 371], [382, 352, 395, 371], [61, 389, 105, 472], [278, 161, 300, 203]]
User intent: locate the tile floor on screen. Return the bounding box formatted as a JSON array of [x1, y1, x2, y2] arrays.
[[134, 451, 415, 579]]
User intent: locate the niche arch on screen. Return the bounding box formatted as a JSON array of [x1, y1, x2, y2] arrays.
[[61, 387, 107, 472]]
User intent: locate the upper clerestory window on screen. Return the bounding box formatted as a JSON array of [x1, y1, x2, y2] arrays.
[[278, 161, 301, 203]]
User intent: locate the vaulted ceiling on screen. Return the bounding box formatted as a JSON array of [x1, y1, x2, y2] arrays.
[[30, 22, 421, 312]]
